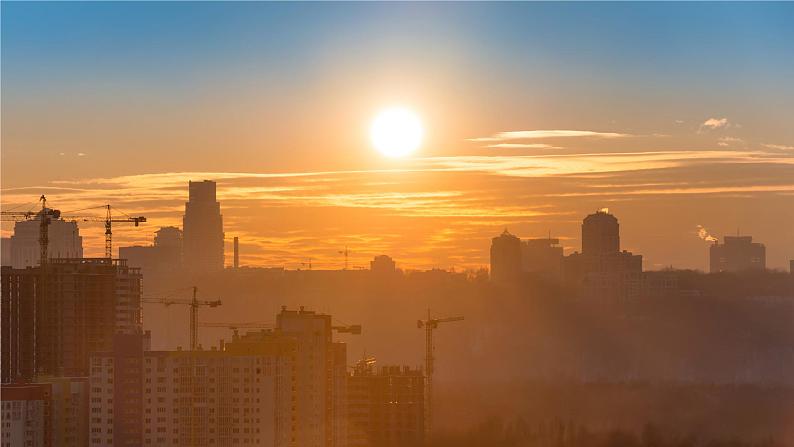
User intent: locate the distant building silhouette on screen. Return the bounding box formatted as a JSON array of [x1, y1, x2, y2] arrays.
[[182, 180, 224, 273], [347, 358, 424, 447], [563, 210, 642, 302], [709, 236, 766, 273], [233, 236, 240, 268], [9, 209, 83, 268], [1, 258, 142, 382], [521, 238, 563, 279], [119, 226, 183, 277], [1, 237, 11, 266], [370, 255, 396, 275], [490, 229, 522, 285]]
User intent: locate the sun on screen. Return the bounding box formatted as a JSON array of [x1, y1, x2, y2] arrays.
[[370, 107, 423, 158]]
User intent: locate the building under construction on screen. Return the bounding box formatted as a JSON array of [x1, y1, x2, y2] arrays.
[[1, 258, 142, 382]]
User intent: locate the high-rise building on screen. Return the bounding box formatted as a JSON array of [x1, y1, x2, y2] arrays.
[[276, 306, 334, 447], [89, 331, 295, 447], [709, 236, 766, 273], [119, 226, 183, 277], [521, 238, 563, 279], [182, 180, 224, 273], [1, 237, 11, 266], [347, 358, 425, 447], [563, 211, 643, 302], [581, 209, 619, 256], [1, 383, 52, 447], [1, 258, 142, 382], [490, 229, 522, 285], [9, 209, 83, 268]]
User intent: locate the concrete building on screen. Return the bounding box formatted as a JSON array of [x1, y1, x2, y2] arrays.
[[1, 258, 142, 382], [182, 180, 224, 273], [709, 236, 766, 273], [89, 331, 295, 447], [490, 229, 522, 285], [276, 306, 334, 447], [563, 210, 643, 302], [1, 383, 52, 447], [521, 238, 563, 279], [347, 358, 424, 447], [370, 255, 396, 275], [1, 237, 10, 266], [9, 209, 83, 268], [119, 226, 183, 277]]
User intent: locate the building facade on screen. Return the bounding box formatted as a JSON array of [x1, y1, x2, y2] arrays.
[[1, 258, 142, 382], [521, 238, 563, 279], [490, 229, 522, 285], [119, 226, 183, 277], [182, 180, 224, 274], [9, 210, 83, 268], [709, 236, 766, 273], [347, 359, 424, 447]]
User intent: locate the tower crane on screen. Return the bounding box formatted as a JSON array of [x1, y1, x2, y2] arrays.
[[1, 196, 60, 266], [71, 204, 146, 258], [338, 246, 350, 270], [1, 197, 146, 262], [142, 286, 221, 350], [417, 310, 463, 437], [332, 324, 362, 335], [198, 321, 274, 339]]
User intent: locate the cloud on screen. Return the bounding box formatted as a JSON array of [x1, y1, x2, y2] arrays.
[[674, 120, 685, 125], [77, 152, 86, 157], [468, 129, 631, 142], [699, 117, 730, 132], [717, 136, 743, 147], [485, 143, 560, 149], [763, 143, 794, 151]]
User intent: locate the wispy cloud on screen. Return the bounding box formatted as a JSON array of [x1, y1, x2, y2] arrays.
[[717, 136, 743, 147], [468, 129, 631, 142], [485, 143, 560, 149], [699, 117, 730, 132], [763, 143, 794, 151]]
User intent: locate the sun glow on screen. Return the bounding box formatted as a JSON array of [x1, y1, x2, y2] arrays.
[[370, 107, 423, 158]]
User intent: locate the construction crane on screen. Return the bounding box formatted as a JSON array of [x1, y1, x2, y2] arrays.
[[417, 310, 464, 437], [142, 286, 221, 350], [332, 324, 362, 335], [338, 246, 350, 270], [71, 204, 146, 258], [1, 196, 60, 266], [1, 197, 146, 262], [198, 321, 274, 338]]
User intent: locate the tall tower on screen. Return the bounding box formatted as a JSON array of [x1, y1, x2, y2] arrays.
[[490, 229, 522, 284], [582, 209, 619, 255], [182, 180, 224, 273]]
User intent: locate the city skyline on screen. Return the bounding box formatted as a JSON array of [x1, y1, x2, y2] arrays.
[[3, 2, 793, 270]]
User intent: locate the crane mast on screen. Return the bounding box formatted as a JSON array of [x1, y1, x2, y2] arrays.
[[417, 310, 463, 438], [141, 286, 221, 351]]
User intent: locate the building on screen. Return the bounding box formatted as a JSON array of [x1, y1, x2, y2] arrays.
[[1, 383, 52, 447], [490, 229, 522, 285], [276, 306, 334, 447], [89, 331, 295, 447], [521, 238, 563, 279], [182, 180, 224, 273], [581, 209, 619, 256], [1, 258, 142, 382], [1, 237, 10, 266], [119, 226, 183, 277], [563, 210, 643, 302], [709, 236, 766, 273], [348, 358, 425, 447], [40, 377, 89, 447], [9, 209, 83, 268], [370, 255, 396, 275]]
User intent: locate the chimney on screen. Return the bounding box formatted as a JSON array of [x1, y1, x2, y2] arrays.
[[233, 236, 239, 269]]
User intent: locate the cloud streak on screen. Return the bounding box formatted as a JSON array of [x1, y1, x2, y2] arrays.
[[468, 129, 631, 142]]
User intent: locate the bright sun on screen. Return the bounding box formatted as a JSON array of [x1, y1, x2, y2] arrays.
[[370, 107, 423, 158]]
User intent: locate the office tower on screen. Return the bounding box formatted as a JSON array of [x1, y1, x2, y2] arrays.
[[347, 358, 425, 447], [89, 331, 295, 447], [563, 211, 642, 302], [119, 226, 183, 277], [9, 209, 83, 268], [581, 209, 619, 256], [276, 306, 334, 447], [182, 180, 224, 273], [521, 238, 563, 279], [370, 255, 396, 275], [489, 229, 522, 285], [1, 383, 52, 447], [709, 236, 766, 273], [1, 258, 142, 382]]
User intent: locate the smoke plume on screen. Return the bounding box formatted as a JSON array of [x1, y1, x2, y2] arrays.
[[696, 225, 718, 242]]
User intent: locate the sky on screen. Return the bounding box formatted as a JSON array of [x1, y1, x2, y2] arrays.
[[2, 2, 794, 270]]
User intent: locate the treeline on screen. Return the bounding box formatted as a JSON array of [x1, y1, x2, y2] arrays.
[[430, 420, 785, 447]]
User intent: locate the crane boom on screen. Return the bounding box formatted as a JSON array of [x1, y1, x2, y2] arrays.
[[142, 286, 221, 350]]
